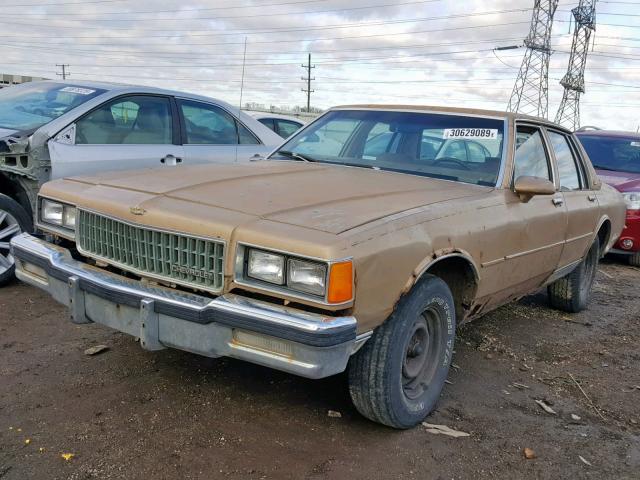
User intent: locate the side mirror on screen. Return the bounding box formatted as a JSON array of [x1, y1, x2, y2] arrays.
[[514, 176, 556, 203]]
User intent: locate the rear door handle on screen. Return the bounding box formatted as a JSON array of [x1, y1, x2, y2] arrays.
[[160, 154, 182, 166], [552, 197, 564, 207]]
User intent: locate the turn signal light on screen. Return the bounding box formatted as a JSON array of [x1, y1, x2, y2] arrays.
[[327, 261, 353, 304]]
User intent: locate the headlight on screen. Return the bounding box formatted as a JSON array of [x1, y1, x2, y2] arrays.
[[622, 192, 640, 210], [287, 258, 326, 296], [247, 249, 285, 284], [40, 198, 77, 230]]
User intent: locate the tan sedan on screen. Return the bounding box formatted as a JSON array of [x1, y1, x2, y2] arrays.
[[11, 105, 625, 428]]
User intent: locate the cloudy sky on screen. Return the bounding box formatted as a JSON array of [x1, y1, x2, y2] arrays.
[[2, 0, 639, 130]]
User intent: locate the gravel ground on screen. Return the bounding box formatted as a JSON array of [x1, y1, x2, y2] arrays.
[[1, 259, 639, 480]]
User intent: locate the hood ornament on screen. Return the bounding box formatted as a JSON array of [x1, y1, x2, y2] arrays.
[[130, 206, 146, 216]]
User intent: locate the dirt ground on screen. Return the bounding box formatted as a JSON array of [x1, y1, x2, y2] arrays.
[[1, 258, 638, 480]]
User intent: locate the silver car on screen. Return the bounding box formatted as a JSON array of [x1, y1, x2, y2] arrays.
[[0, 80, 282, 285]]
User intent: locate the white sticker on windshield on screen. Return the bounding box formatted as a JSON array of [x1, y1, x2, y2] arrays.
[[443, 128, 498, 139], [60, 86, 96, 95]]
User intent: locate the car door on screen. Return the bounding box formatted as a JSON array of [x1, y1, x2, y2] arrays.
[[545, 128, 600, 267], [498, 124, 568, 290], [177, 99, 269, 164], [49, 94, 184, 179]]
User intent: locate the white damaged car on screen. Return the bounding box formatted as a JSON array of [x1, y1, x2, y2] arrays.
[[0, 80, 282, 284]]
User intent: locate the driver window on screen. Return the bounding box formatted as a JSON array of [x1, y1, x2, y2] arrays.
[[513, 126, 552, 182], [76, 96, 172, 145]]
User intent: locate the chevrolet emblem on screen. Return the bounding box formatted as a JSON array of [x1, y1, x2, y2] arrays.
[[130, 206, 146, 216]]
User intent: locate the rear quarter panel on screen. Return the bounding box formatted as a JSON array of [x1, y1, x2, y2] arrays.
[[597, 183, 627, 252]]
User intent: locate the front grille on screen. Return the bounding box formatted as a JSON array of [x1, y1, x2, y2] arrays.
[[77, 210, 225, 293]]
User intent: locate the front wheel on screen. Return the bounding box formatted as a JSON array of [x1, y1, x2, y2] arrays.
[[0, 194, 33, 287], [628, 252, 640, 267], [548, 240, 599, 313], [348, 274, 456, 429]]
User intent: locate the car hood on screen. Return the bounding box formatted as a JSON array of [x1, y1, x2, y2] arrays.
[[44, 161, 488, 235], [596, 169, 640, 193]]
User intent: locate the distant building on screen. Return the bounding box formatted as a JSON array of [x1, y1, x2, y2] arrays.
[[0, 73, 48, 89]]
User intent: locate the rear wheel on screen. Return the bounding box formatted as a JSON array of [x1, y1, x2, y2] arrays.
[[548, 241, 599, 313], [629, 252, 640, 267], [348, 274, 456, 429], [0, 194, 33, 286]]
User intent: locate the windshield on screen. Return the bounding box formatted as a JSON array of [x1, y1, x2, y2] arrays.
[[577, 134, 640, 174], [0, 82, 106, 131], [273, 110, 505, 187]]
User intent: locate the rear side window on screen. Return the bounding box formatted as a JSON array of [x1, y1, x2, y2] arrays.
[[76, 95, 172, 145], [180, 101, 260, 145], [513, 127, 551, 181], [548, 131, 582, 191], [258, 118, 275, 131], [276, 120, 302, 138]]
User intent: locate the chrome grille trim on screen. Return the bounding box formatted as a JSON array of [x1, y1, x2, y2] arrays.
[[76, 210, 225, 293]]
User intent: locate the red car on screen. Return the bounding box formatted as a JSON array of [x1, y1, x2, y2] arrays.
[[576, 130, 640, 266]]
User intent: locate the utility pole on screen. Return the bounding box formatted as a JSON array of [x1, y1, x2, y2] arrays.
[[56, 64, 70, 80], [301, 54, 315, 113], [507, 0, 559, 118], [555, 0, 597, 130]]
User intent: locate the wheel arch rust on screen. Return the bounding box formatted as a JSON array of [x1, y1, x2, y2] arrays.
[[400, 248, 481, 323]]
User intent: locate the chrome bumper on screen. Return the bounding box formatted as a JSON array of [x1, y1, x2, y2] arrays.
[[11, 233, 366, 379]]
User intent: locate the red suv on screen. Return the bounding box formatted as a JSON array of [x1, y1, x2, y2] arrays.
[[576, 130, 640, 266]]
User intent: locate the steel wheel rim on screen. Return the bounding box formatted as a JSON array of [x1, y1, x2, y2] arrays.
[[0, 210, 20, 275], [402, 306, 443, 400]]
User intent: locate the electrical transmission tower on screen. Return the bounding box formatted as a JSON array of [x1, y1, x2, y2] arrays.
[[554, 0, 597, 130], [507, 0, 559, 118], [301, 54, 315, 113]]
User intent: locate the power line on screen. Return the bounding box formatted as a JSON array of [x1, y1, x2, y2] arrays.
[[0, 8, 534, 38], [6, 0, 446, 19]]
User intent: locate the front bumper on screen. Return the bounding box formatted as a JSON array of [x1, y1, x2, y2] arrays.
[[11, 233, 366, 379]]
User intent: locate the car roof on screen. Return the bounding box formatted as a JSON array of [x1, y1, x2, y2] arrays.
[[30, 79, 240, 110], [330, 104, 573, 133], [575, 129, 640, 139]]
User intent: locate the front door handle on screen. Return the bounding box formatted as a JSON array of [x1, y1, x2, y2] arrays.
[[161, 154, 182, 166], [587, 194, 597, 202], [552, 197, 564, 207]]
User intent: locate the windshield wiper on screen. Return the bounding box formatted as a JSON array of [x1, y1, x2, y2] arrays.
[[277, 150, 317, 162]]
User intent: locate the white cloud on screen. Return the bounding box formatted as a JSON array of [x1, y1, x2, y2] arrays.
[[1, 0, 639, 130]]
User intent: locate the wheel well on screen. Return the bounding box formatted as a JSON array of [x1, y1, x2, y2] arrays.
[[596, 220, 611, 251], [423, 256, 478, 321], [0, 173, 33, 217]]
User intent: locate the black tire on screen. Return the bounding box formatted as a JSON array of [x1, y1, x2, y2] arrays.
[[547, 241, 599, 313], [348, 274, 456, 429], [629, 252, 640, 267], [0, 194, 33, 287]]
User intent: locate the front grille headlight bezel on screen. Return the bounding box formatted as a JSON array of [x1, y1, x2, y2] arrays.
[[37, 196, 77, 238], [235, 243, 353, 306]]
